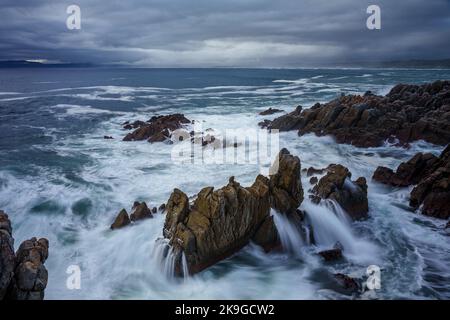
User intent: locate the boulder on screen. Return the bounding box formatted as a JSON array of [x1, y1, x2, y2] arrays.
[[312, 164, 369, 220], [110, 209, 131, 230], [318, 242, 343, 261], [162, 149, 303, 275], [7, 237, 49, 300], [0, 210, 15, 300], [264, 81, 450, 147]]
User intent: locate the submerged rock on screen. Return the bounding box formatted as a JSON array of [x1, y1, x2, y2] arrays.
[[264, 81, 450, 147], [0, 211, 49, 300], [373, 145, 450, 219], [334, 273, 360, 292], [318, 242, 343, 261], [123, 113, 191, 143], [311, 164, 369, 220], [162, 149, 303, 275]]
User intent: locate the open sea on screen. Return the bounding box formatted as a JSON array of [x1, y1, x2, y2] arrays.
[[1, 67, 449, 299]]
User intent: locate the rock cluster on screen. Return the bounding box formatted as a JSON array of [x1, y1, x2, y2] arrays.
[[123, 114, 191, 143], [0, 210, 49, 300], [261, 81, 450, 148], [373, 145, 450, 219], [110, 201, 159, 230], [162, 148, 303, 275], [310, 164, 369, 220]]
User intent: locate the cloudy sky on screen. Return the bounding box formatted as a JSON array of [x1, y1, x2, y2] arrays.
[[0, 0, 449, 67]]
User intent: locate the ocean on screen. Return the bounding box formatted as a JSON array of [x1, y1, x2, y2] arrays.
[[0, 67, 449, 299]]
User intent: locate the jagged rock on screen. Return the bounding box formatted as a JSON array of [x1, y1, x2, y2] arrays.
[[130, 202, 153, 222], [264, 81, 450, 147], [410, 146, 450, 219], [373, 152, 438, 186], [334, 273, 360, 292], [123, 114, 190, 143], [373, 145, 450, 219], [159, 203, 166, 213], [309, 177, 318, 185], [0, 210, 15, 300], [103, 135, 113, 139], [7, 237, 49, 300], [162, 149, 303, 275], [269, 148, 303, 214], [110, 209, 131, 230], [262, 105, 303, 131], [312, 164, 369, 220], [259, 108, 283, 116]]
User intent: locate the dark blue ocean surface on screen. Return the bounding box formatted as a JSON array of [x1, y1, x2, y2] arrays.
[[0, 68, 449, 299]]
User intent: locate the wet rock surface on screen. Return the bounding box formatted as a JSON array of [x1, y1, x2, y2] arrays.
[[262, 81, 450, 147], [0, 211, 49, 300], [373, 145, 450, 219], [311, 164, 369, 220], [162, 149, 303, 275], [123, 114, 191, 143], [259, 107, 283, 116]]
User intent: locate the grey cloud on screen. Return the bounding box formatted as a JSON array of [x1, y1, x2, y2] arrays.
[[0, 0, 449, 67]]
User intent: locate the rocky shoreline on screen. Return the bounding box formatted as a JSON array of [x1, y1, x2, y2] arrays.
[[260, 80, 450, 148]]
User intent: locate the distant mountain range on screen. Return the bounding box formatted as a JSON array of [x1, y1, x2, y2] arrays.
[[0, 60, 95, 68], [1, 59, 450, 69]]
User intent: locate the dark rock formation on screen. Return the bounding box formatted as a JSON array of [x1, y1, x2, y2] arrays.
[[259, 108, 283, 116], [130, 202, 153, 222], [373, 145, 450, 219], [311, 164, 369, 220], [123, 114, 190, 143], [162, 149, 303, 275], [373, 153, 438, 187], [0, 211, 15, 300], [263, 81, 450, 147], [261, 105, 303, 131], [309, 176, 318, 185], [318, 243, 343, 261], [8, 238, 49, 300], [103, 135, 114, 139], [158, 203, 166, 213], [334, 273, 360, 292], [0, 211, 49, 300], [110, 209, 131, 230]]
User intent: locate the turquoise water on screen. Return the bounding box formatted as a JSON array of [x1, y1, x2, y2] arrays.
[[0, 68, 449, 299]]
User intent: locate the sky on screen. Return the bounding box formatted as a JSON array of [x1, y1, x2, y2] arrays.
[[0, 0, 449, 67]]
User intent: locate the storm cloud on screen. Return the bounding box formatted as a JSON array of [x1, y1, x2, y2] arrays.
[[0, 0, 449, 67]]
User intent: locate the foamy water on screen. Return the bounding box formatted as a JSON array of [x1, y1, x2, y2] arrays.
[[0, 68, 449, 299]]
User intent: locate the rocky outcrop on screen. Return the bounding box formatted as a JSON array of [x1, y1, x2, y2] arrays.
[[111, 201, 157, 230], [261, 105, 303, 131], [318, 242, 343, 261], [0, 211, 49, 300], [259, 108, 283, 116], [123, 114, 191, 143], [373, 152, 438, 187], [162, 148, 303, 275], [311, 164, 369, 220], [0, 211, 15, 300], [373, 145, 450, 219], [334, 273, 360, 293], [262, 81, 450, 147]]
